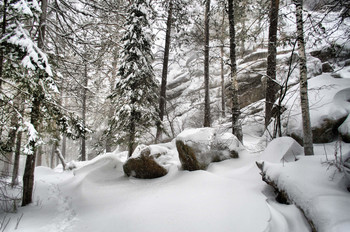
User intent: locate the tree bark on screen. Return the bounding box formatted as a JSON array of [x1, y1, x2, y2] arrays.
[[0, 0, 8, 89], [227, 0, 243, 142], [81, 63, 88, 161], [295, 0, 314, 156], [203, 0, 211, 127], [220, 9, 226, 118], [128, 110, 136, 158], [22, 94, 42, 206], [11, 130, 22, 187], [106, 49, 118, 152], [22, 0, 48, 206], [265, 0, 280, 129], [156, 0, 173, 142]]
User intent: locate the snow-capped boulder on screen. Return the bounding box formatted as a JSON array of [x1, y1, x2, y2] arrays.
[[176, 128, 244, 171], [261, 137, 303, 163], [123, 145, 169, 179]]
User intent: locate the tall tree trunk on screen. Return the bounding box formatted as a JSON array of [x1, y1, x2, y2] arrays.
[[11, 130, 22, 187], [220, 9, 226, 118], [265, 0, 280, 129], [227, 0, 243, 142], [22, 0, 47, 206], [156, 0, 173, 142], [106, 49, 118, 152], [295, 0, 314, 156], [81, 63, 88, 161], [220, 45, 226, 117], [0, 0, 7, 89], [203, 0, 211, 127]]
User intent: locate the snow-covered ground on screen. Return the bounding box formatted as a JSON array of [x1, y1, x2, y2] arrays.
[[1, 134, 311, 232]]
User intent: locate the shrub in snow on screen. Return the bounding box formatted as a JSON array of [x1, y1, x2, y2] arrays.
[[123, 145, 168, 179], [175, 128, 243, 171], [261, 137, 303, 163]]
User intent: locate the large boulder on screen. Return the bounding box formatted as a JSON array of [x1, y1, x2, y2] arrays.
[[123, 145, 169, 179], [176, 128, 244, 171]]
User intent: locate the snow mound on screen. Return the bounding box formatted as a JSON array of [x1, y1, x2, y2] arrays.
[[73, 153, 124, 183], [261, 137, 303, 163]]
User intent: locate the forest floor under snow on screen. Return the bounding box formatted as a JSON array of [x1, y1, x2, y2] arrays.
[[3, 132, 349, 232]]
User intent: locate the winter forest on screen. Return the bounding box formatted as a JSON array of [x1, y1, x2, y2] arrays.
[[0, 0, 350, 231]]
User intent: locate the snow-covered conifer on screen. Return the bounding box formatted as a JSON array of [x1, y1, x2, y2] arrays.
[[110, 0, 160, 157]]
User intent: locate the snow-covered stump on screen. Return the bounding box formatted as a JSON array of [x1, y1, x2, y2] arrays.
[[176, 128, 244, 171], [123, 145, 169, 179]]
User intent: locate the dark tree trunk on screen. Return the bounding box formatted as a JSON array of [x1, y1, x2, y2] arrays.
[[22, 0, 47, 206], [0, 0, 7, 89], [81, 63, 88, 161], [220, 45, 225, 117], [22, 95, 42, 206], [265, 0, 280, 129], [227, 0, 242, 142], [128, 111, 136, 158], [203, 0, 211, 127], [156, 0, 173, 142], [11, 130, 22, 187], [295, 0, 314, 155]]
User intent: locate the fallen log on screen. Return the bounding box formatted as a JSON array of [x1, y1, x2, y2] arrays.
[[256, 161, 317, 232]]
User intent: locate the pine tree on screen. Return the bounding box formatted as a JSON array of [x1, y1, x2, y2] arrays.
[[110, 0, 160, 157]]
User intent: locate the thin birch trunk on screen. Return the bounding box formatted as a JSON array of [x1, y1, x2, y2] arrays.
[[295, 0, 314, 156]]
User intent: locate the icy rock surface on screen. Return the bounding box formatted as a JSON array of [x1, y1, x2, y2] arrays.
[[176, 128, 244, 170]]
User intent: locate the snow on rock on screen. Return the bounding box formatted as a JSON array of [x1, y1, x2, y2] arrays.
[[261, 137, 303, 163], [123, 144, 170, 179], [260, 156, 350, 232], [176, 128, 244, 170], [283, 73, 350, 143]]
